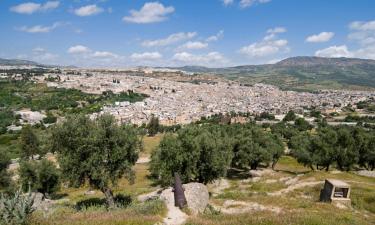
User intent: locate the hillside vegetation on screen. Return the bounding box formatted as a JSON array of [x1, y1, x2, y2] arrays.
[[177, 57, 375, 91]]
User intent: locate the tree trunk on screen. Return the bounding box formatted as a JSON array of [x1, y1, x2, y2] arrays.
[[250, 163, 258, 170], [325, 164, 330, 171], [309, 165, 315, 171], [101, 187, 115, 209], [271, 159, 278, 170]]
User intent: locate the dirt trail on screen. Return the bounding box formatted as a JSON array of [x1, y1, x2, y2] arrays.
[[268, 180, 323, 196], [160, 188, 188, 225], [212, 200, 282, 214]]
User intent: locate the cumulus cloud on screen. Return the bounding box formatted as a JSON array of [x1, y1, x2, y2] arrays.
[[222, 0, 234, 6], [142, 32, 197, 47], [240, 0, 271, 8], [306, 32, 334, 43], [123, 2, 174, 24], [32, 47, 58, 61], [206, 30, 224, 42], [67, 45, 91, 54], [315, 45, 353, 58], [130, 52, 163, 61], [315, 20, 375, 60], [239, 27, 289, 58], [173, 51, 228, 67], [74, 5, 103, 16], [92, 51, 119, 58], [177, 41, 208, 50], [10, 1, 59, 14], [16, 22, 63, 33]]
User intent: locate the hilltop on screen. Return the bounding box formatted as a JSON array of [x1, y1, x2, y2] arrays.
[[175, 57, 375, 91]]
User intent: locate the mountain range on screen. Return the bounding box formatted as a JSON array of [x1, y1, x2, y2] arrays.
[[174, 56, 375, 91], [1, 56, 375, 91]]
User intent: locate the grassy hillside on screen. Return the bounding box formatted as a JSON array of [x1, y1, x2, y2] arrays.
[[177, 57, 375, 91]]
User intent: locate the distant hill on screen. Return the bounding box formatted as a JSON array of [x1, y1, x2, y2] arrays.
[[174, 57, 375, 91], [0, 58, 41, 66]]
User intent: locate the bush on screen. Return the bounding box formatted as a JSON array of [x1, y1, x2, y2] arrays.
[[0, 189, 35, 225], [19, 160, 60, 198]]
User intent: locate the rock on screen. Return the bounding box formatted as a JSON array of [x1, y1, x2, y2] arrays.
[[160, 188, 188, 225], [249, 170, 262, 177], [84, 190, 96, 195], [137, 189, 161, 202], [183, 182, 209, 215]]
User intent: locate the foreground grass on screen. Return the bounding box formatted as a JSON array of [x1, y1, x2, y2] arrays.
[[31, 200, 166, 225]]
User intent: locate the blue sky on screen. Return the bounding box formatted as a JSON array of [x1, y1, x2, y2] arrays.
[[1, 0, 375, 67]]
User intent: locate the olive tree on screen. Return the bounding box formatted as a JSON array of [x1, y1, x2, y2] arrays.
[[20, 125, 40, 160], [19, 159, 60, 198], [232, 126, 284, 170], [51, 114, 140, 208], [150, 125, 233, 186]]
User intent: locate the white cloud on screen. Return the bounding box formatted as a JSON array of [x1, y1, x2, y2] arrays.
[[315, 45, 353, 58], [222, 0, 234, 6], [173, 51, 228, 66], [267, 27, 286, 34], [10, 1, 59, 14], [240, 0, 271, 8], [74, 5, 103, 16], [206, 30, 224, 42], [123, 2, 174, 24], [142, 32, 197, 47], [32, 47, 58, 61], [16, 22, 63, 33], [130, 52, 163, 61], [239, 28, 289, 58], [92, 51, 118, 58], [178, 41, 208, 50], [350, 20, 375, 31], [67, 45, 91, 54], [306, 32, 334, 43]]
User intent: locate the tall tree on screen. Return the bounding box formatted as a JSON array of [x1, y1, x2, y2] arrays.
[[150, 125, 233, 185], [20, 125, 40, 160], [51, 114, 140, 208], [146, 115, 160, 136]]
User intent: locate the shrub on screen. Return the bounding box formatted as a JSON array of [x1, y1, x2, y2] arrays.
[[0, 189, 35, 225]]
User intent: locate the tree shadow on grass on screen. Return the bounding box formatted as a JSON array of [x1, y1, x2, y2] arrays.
[[75, 194, 132, 211]]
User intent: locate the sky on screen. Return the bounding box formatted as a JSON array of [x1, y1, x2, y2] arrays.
[[1, 0, 375, 68]]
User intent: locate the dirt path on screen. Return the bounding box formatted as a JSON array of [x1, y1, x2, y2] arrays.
[[160, 188, 188, 225], [268, 180, 323, 196], [212, 200, 282, 214]]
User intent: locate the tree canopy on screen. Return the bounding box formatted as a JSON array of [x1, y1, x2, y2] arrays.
[[51, 114, 141, 208]]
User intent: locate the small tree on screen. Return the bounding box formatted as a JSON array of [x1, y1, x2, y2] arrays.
[[20, 125, 40, 160], [0, 150, 12, 191], [294, 118, 313, 131], [146, 115, 160, 136], [19, 159, 60, 198], [51, 114, 140, 208], [283, 110, 297, 122]]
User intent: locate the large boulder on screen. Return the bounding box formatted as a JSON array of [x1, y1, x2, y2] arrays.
[[183, 182, 209, 215]]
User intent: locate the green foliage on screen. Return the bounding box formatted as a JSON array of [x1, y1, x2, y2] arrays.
[[20, 125, 40, 160], [283, 111, 297, 122], [231, 124, 284, 170], [146, 115, 160, 136], [255, 112, 275, 121], [0, 150, 12, 191], [19, 159, 60, 197], [0, 189, 35, 225], [51, 114, 141, 208], [42, 112, 57, 124], [150, 125, 233, 185], [294, 118, 313, 131], [290, 126, 375, 171]]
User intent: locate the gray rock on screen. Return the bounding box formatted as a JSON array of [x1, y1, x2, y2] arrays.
[[183, 182, 209, 215]]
